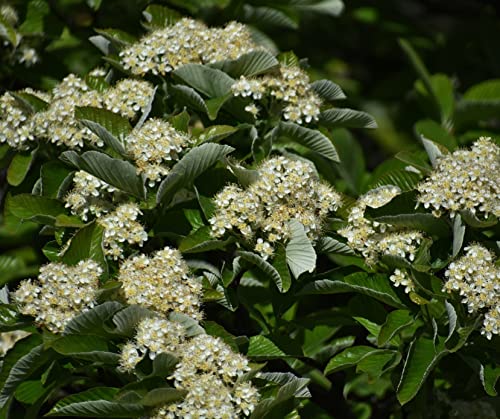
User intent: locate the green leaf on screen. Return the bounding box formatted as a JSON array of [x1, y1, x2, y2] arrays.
[[205, 93, 232, 120], [64, 301, 123, 336], [420, 135, 448, 167], [140, 388, 186, 407], [272, 245, 292, 293], [250, 373, 311, 418], [143, 352, 179, 379], [7, 149, 36, 186], [273, 122, 339, 162], [142, 4, 181, 29], [480, 363, 500, 397], [0, 255, 27, 285], [227, 160, 259, 187], [204, 321, 239, 352], [157, 143, 234, 204], [378, 310, 414, 347], [277, 51, 299, 67], [8, 194, 66, 224], [75, 107, 132, 139], [319, 108, 377, 129], [110, 305, 154, 337], [19, 0, 50, 34], [325, 346, 393, 375], [214, 50, 279, 77], [173, 64, 234, 98], [258, 372, 311, 398], [370, 169, 422, 192], [356, 351, 400, 378], [430, 74, 455, 124], [296, 0, 344, 17], [86, 0, 102, 11], [0, 345, 52, 408], [372, 213, 449, 237], [179, 226, 232, 253], [48, 335, 118, 363], [300, 273, 406, 308], [397, 337, 447, 405], [414, 119, 456, 151], [444, 301, 457, 343], [60, 150, 145, 199], [310, 80, 346, 101], [395, 150, 431, 174], [46, 387, 145, 417], [62, 222, 106, 268], [80, 120, 127, 156], [247, 336, 287, 360], [286, 220, 316, 279], [14, 379, 45, 404], [169, 84, 209, 115], [237, 250, 287, 292], [40, 162, 72, 198], [316, 236, 354, 256], [399, 39, 440, 117], [243, 6, 298, 29], [169, 110, 190, 133], [460, 210, 498, 228], [168, 312, 204, 337], [452, 214, 465, 257], [0, 16, 20, 46]]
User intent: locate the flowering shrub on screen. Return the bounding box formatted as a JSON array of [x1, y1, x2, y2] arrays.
[[0, 2, 499, 418]]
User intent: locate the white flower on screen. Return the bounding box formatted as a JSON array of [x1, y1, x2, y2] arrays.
[[14, 260, 102, 333]]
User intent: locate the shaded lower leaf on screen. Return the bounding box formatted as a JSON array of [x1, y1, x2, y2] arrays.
[[237, 251, 286, 292], [7, 149, 36, 186], [0, 345, 53, 408], [325, 346, 393, 375], [299, 273, 406, 308], [378, 310, 414, 347], [247, 336, 287, 359], [396, 337, 447, 405]]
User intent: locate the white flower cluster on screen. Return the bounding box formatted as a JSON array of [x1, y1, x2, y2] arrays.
[[103, 79, 154, 119], [417, 137, 500, 218], [339, 186, 424, 265], [119, 316, 187, 371], [97, 203, 148, 260], [1, 74, 154, 150], [120, 318, 259, 418], [125, 118, 192, 186], [64, 170, 116, 221], [0, 331, 30, 356], [118, 247, 202, 319], [389, 268, 415, 294], [120, 18, 258, 76], [117, 249, 259, 417], [14, 260, 102, 333], [210, 156, 342, 259], [444, 244, 499, 340], [0, 92, 36, 149], [231, 66, 322, 124], [164, 334, 258, 418]]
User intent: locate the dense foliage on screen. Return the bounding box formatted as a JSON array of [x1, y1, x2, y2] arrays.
[[0, 1, 499, 418]]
